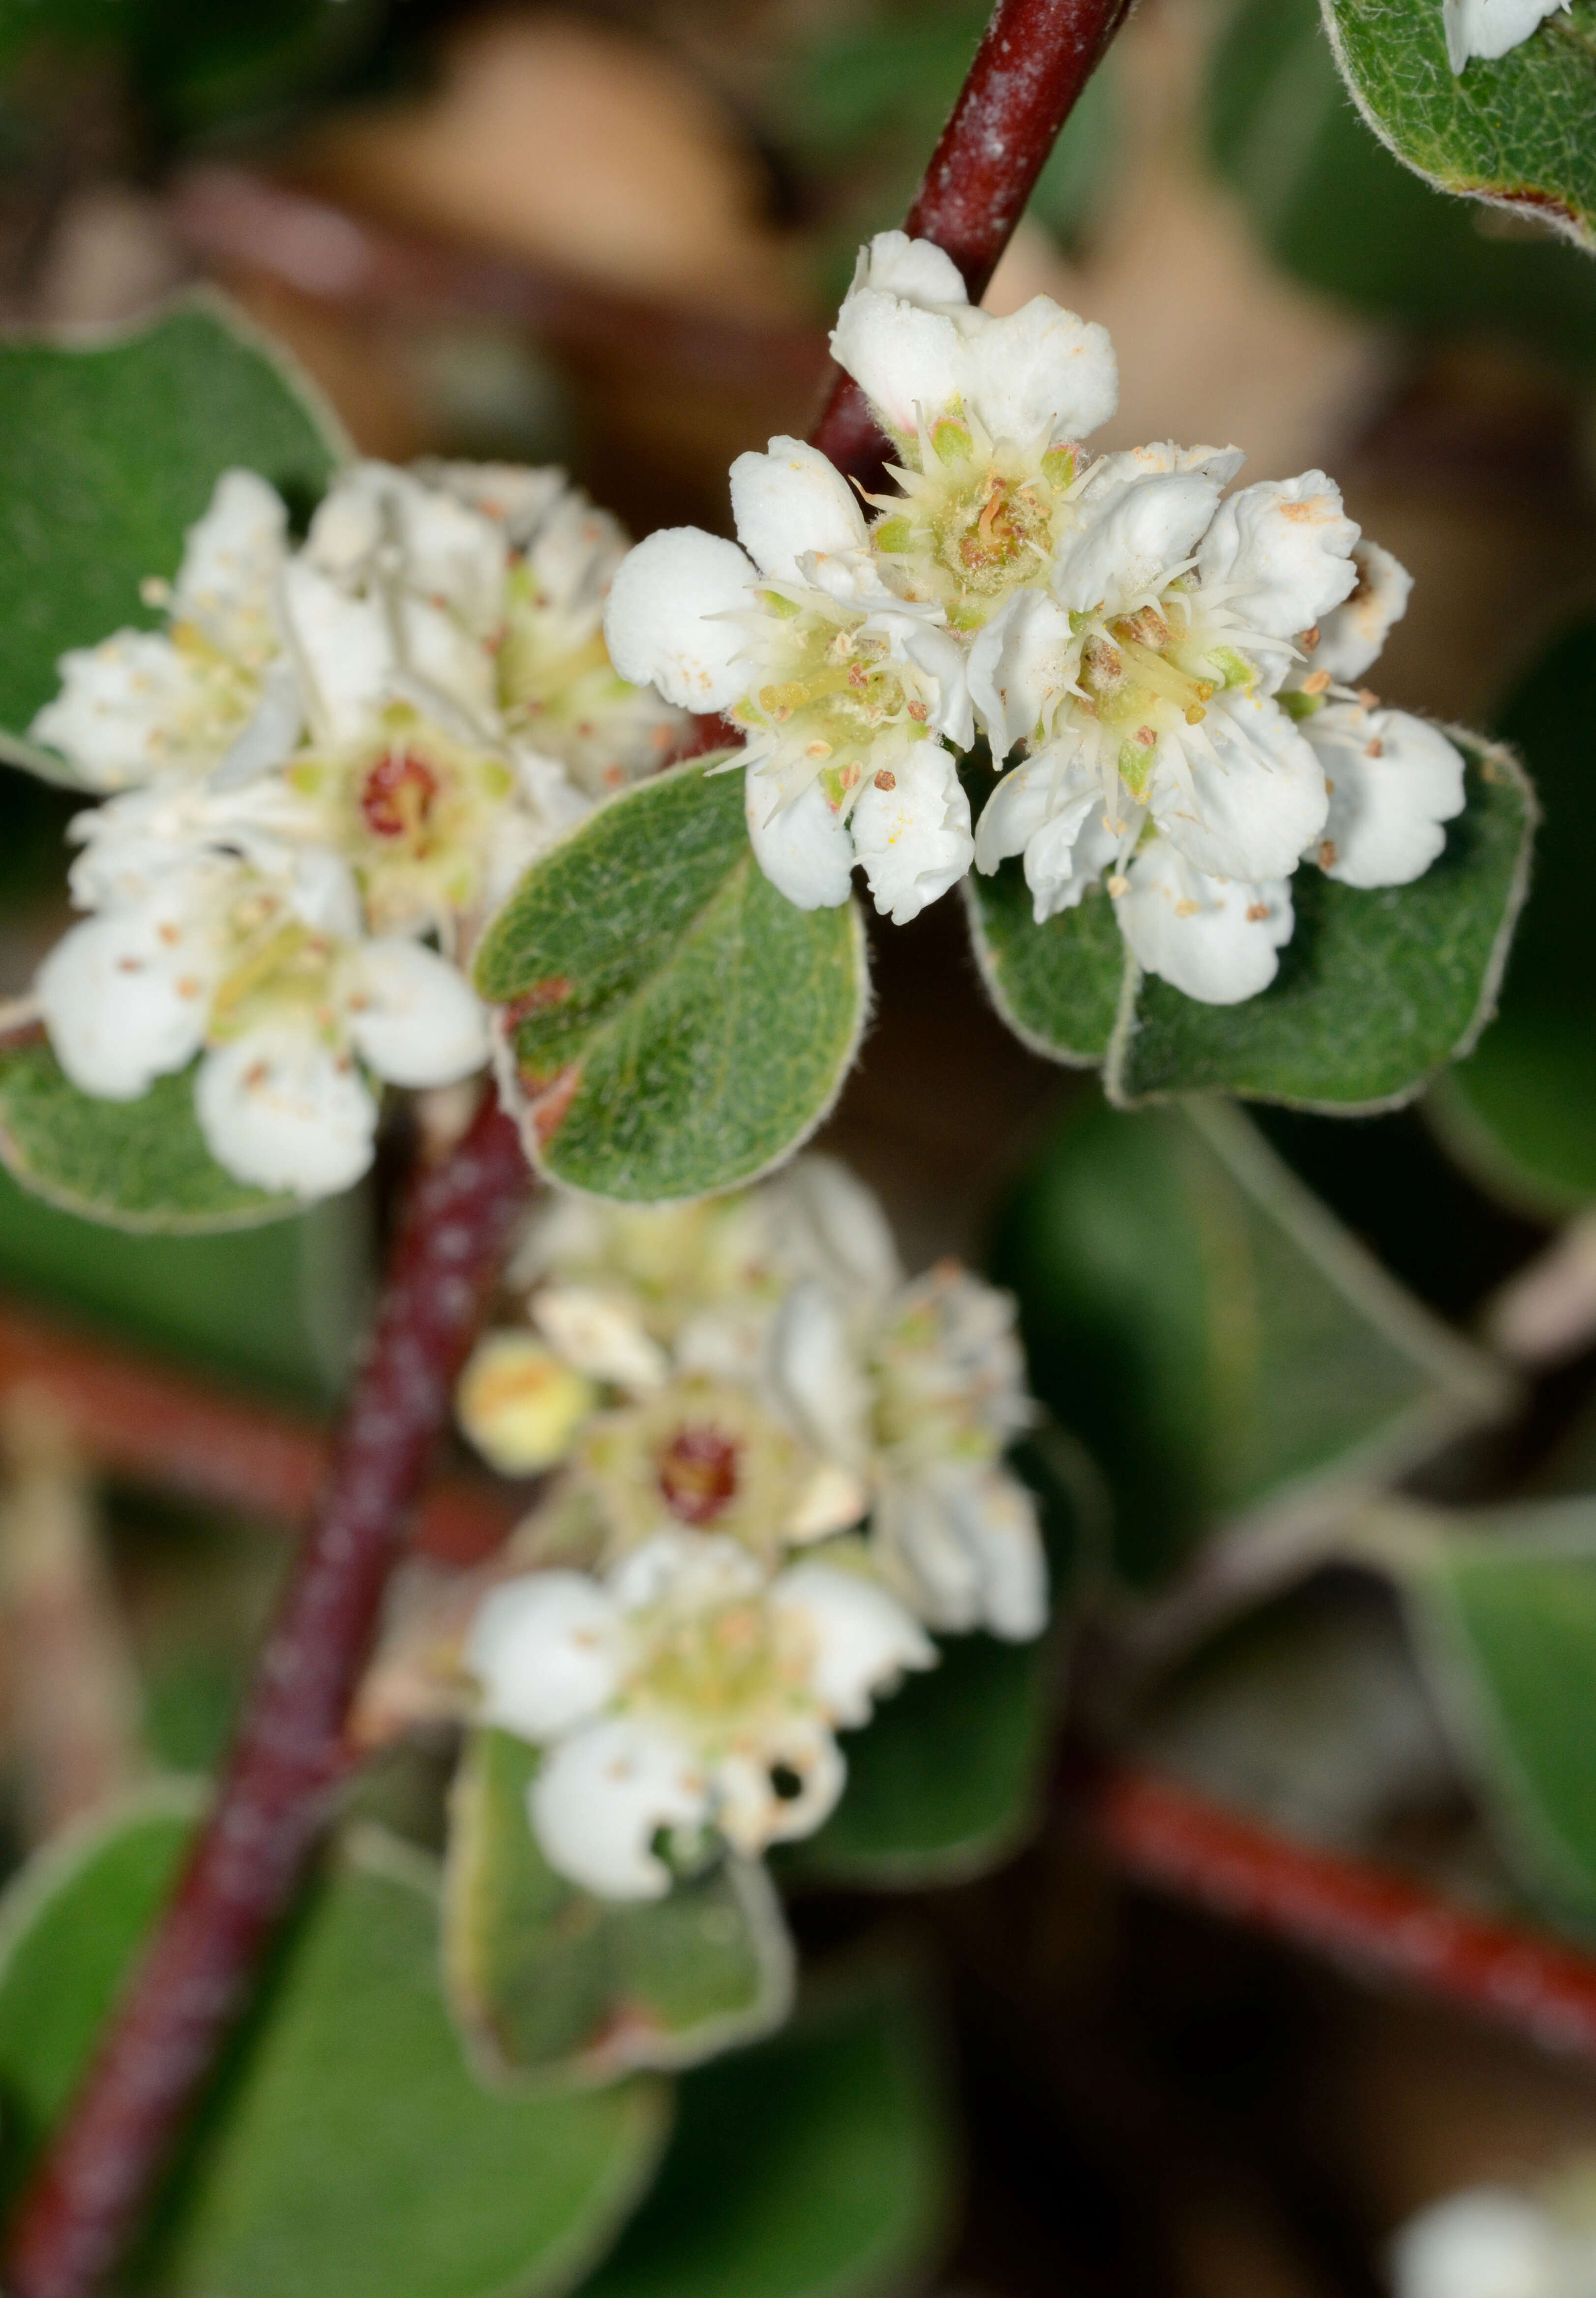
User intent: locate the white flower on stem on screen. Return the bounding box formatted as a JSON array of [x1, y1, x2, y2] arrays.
[[31, 471, 299, 791], [773, 1262, 1048, 1642], [37, 845, 487, 1197], [465, 1530, 934, 1898], [1285, 541, 1466, 891], [1442, 0, 1569, 72], [604, 436, 974, 922], [831, 232, 1119, 637]]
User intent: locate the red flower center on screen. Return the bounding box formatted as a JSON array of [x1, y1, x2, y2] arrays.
[[657, 1426, 741, 1525], [360, 751, 439, 841]]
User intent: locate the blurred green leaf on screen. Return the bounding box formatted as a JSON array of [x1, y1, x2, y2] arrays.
[[1109, 737, 1534, 1115], [444, 1729, 794, 2083], [1409, 1501, 1596, 1925], [0, 1798, 669, 2298], [579, 1963, 953, 2298], [0, 297, 345, 778], [475, 762, 868, 1205], [993, 1097, 1506, 1592], [1208, 0, 1596, 363], [0, 1042, 303, 1233], [1433, 619, 1596, 1212], [1324, 0, 1596, 253]]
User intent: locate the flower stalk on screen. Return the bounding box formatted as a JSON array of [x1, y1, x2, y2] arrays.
[[1, 1095, 529, 2298], [0, 0, 1133, 2287]]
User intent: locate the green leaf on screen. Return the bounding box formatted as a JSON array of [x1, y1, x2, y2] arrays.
[[443, 1729, 794, 2082], [0, 1798, 669, 2298], [0, 1042, 302, 1234], [1108, 736, 1535, 1115], [1209, 0, 1596, 368], [992, 1096, 1507, 1593], [1324, 0, 1596, 251], [1407, 1501, 1596, 1926], [579, 1964, 954, 2298], [0, 296, 345, 778], [785, 1435, 1093, 1887], [962, 868, 1125, 1068], [475, 761, 868, 1204], [1432, 618, 1596, 1212]]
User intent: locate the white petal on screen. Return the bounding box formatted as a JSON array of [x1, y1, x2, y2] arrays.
[[847, 230, 967, 306], [602, 528, 757, 713], [341, 939, 488, 1087], [195, 1027, 378, 1197], [768, 1281, 868, 1463], [309, 461, 508, 638], [954, 295, 1118, 447], [417, 460, 568, 550], [830, 288, 966, 439], [1153, 689, 1327, 882], [974, 756, 1062, 873], [1077, 441, 1246, 499], [1307, 707, 1465, 889], [279, 561, 397, 742], [532, 1283, 670, 1390], [530, 1715, 710, 1900], [1117, 836, 1293, 1005], [745, 770, 856, 910], [763, 1153, 903, 1299], [887, 617, 975, 749], [394, 593, 497, 723], [1391, 2191, 1563, 2298], [1442, 0, 1568, 70], [31, 632, 212, 790], [37, 892, 215, 1097], [465, 1571, 622, 1739], [1302, 540, 1413, 685], [968, 591, 1076, 760], [1196, 472, 1360, 637], [1023, 782, 1121, 923], [1054, 470, 1225, 618], [850, 742, 974, 924], [281, 843, 364, 940], [172, 470, 287, 658], [213, 658, 304, 788], [943, 1467, 1049, 1640], [712, 1724, 845, 1853], [772, 1561, 935, 1726], [729, 437, 867, 584]]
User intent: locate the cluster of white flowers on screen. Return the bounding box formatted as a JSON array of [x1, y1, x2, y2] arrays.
[[457, 1155, 1048, 1900], [605, 232, 1466, 1005], [30, 460, 682, 1194], [1441, 0, 1568, 72]]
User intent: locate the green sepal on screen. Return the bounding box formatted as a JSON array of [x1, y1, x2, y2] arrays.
[[443, 1727, 794, 2083], [475, 759, 869, 1205]]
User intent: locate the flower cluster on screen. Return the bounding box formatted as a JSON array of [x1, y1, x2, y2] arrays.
[[605, 232, 1466, 1004], [457, 1155, 1048, 1900], [31, 460, 682, 1193]]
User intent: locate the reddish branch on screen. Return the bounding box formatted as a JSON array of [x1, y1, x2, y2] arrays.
[[2, 1097, 529, 2298], [811, 0, 1136, 484]]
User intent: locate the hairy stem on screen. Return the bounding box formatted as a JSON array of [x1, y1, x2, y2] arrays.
[[810, 0, 1136, 483], [1, 1096, 529, 2298]]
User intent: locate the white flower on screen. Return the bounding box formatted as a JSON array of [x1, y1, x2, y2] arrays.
[[37, 845, 487, 1197], [1392, 2190, 1576, 2298], [31, 472, 296, 791], [604, 436, 974, 922], [465, 1532, 934, 1897], [1442, 0, 1569, 72], [1116, 833, 1294, 1004]]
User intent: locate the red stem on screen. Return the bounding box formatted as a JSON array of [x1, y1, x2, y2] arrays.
[[810, 0, 1135, 484], [2, 1097, 529, 2298]]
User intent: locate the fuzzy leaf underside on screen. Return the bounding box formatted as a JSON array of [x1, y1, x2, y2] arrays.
[[580, 1965, 954, 2298], [475, 760, 868, 1204], [1406, 1504, 1596, 1928], [0, 297, 345, 776], [993, 1099, 1507, 1594], [1323, 0, 1596, 249], [1108, 738, 1535, 1113], [0, 1042, 298, 1232], [0, 1796, 666, 2298], [443, 1728, 794, 2082], [1433, 619, 1596, 1212]]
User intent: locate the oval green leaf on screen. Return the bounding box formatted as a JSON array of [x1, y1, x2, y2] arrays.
[[1324, 0, 1596, 250], [0, 1041, 300, 1233], [0, 296, 345, 779], [444, 1728, 794, 2083], [0, 1797, 668, 2298], [1108, 734, 1535, 1114], [474, 760, 868, 1204]]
